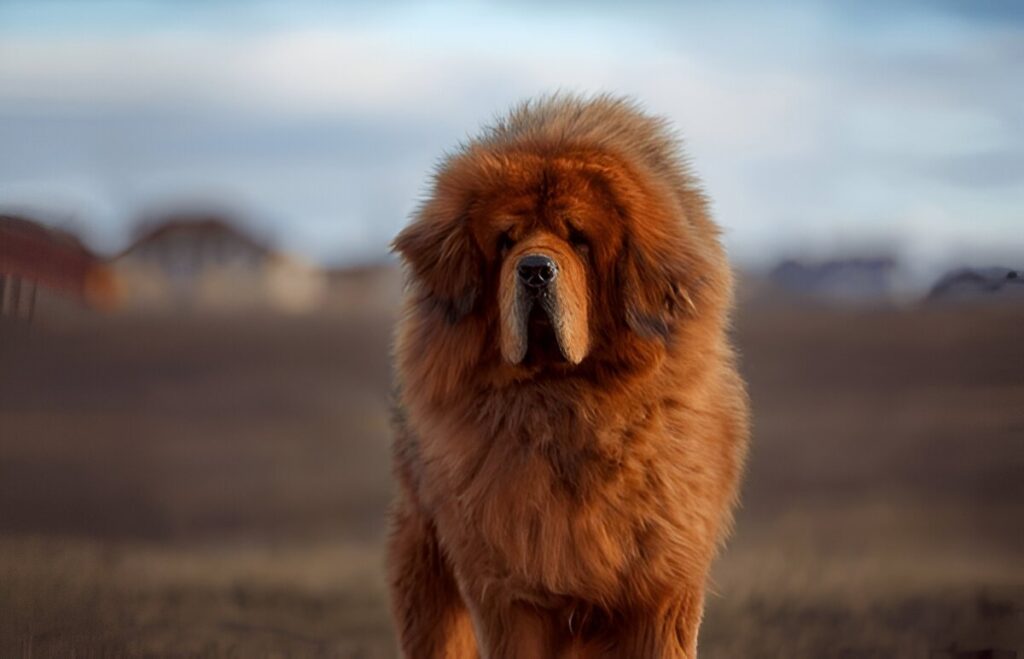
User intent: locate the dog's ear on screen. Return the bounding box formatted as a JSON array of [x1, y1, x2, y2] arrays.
[[619, 234, 698, 340], [392, 196, 481, 323], [584, 159, 701, 340]]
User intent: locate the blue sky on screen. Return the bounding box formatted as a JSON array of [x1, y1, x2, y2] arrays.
[[0, 1, 1021, 280]]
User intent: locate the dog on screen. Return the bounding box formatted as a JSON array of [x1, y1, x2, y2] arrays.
[[388, 94, 749, 658]]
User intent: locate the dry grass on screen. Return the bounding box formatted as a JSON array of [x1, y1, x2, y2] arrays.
[[1, 298, 1022, 657]]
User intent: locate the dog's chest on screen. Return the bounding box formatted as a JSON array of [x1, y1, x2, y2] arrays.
[[434, 420, 672, 602]]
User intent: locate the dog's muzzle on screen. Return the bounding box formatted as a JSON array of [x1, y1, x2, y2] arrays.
[[500, 248, 588, 366]]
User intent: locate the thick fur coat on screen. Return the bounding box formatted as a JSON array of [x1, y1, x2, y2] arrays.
[[388, 95, 749, 658]]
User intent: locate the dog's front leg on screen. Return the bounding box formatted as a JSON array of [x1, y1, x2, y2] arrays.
[[388, 499, 479, 659], [466, 599, 560, 659], [602, 588, 705, 659]]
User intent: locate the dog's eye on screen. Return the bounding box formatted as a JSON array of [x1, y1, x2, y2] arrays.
[[568, 227, 590, 254], [497, 231, 515, 254]]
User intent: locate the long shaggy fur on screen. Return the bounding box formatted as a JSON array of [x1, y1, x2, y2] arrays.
[[389, 94, 750, 658]]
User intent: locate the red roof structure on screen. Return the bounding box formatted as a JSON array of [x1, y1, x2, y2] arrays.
[[0, 215, 115, 314]]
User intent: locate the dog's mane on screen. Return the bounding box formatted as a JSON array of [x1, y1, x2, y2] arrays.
[[476, 93, 713, 234]]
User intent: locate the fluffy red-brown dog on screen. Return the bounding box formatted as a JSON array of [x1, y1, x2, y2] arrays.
[[389, 94, 749, 658]]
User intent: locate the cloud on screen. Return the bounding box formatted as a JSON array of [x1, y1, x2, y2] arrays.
[[0, 1, 1021, 275], [926, 151, 1024, 189]]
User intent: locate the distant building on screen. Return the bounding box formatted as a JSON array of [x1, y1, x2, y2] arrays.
[[768, 256, 898, 303], [926, 267, 1023, 303], [322, 262, 402, 315], [112, 213, 325, 313], [0, 214, 115, 320]]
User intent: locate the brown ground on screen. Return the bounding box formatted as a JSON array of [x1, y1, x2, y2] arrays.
[[1, 292, 1022, 658]]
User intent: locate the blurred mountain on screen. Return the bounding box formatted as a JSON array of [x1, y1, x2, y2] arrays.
[[926, 267, 1024, 304], [763, 256, 899, 305]]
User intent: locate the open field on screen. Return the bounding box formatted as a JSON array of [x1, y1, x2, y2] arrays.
[[1, 295, 1022, 657]]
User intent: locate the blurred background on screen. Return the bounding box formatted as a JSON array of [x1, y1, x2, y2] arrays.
[[1, 1, 1021, 657]]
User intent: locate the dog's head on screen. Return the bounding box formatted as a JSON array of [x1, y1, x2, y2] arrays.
[[394, 142, 728, 376]]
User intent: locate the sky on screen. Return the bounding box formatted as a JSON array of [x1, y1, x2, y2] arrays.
[[0, 0, 1021, 281]]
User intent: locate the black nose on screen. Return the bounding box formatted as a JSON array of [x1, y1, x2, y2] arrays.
[[517, 254, 557, 289]]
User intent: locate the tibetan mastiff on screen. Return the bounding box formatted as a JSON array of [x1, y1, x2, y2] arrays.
[[388, 94, 749, 658]]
